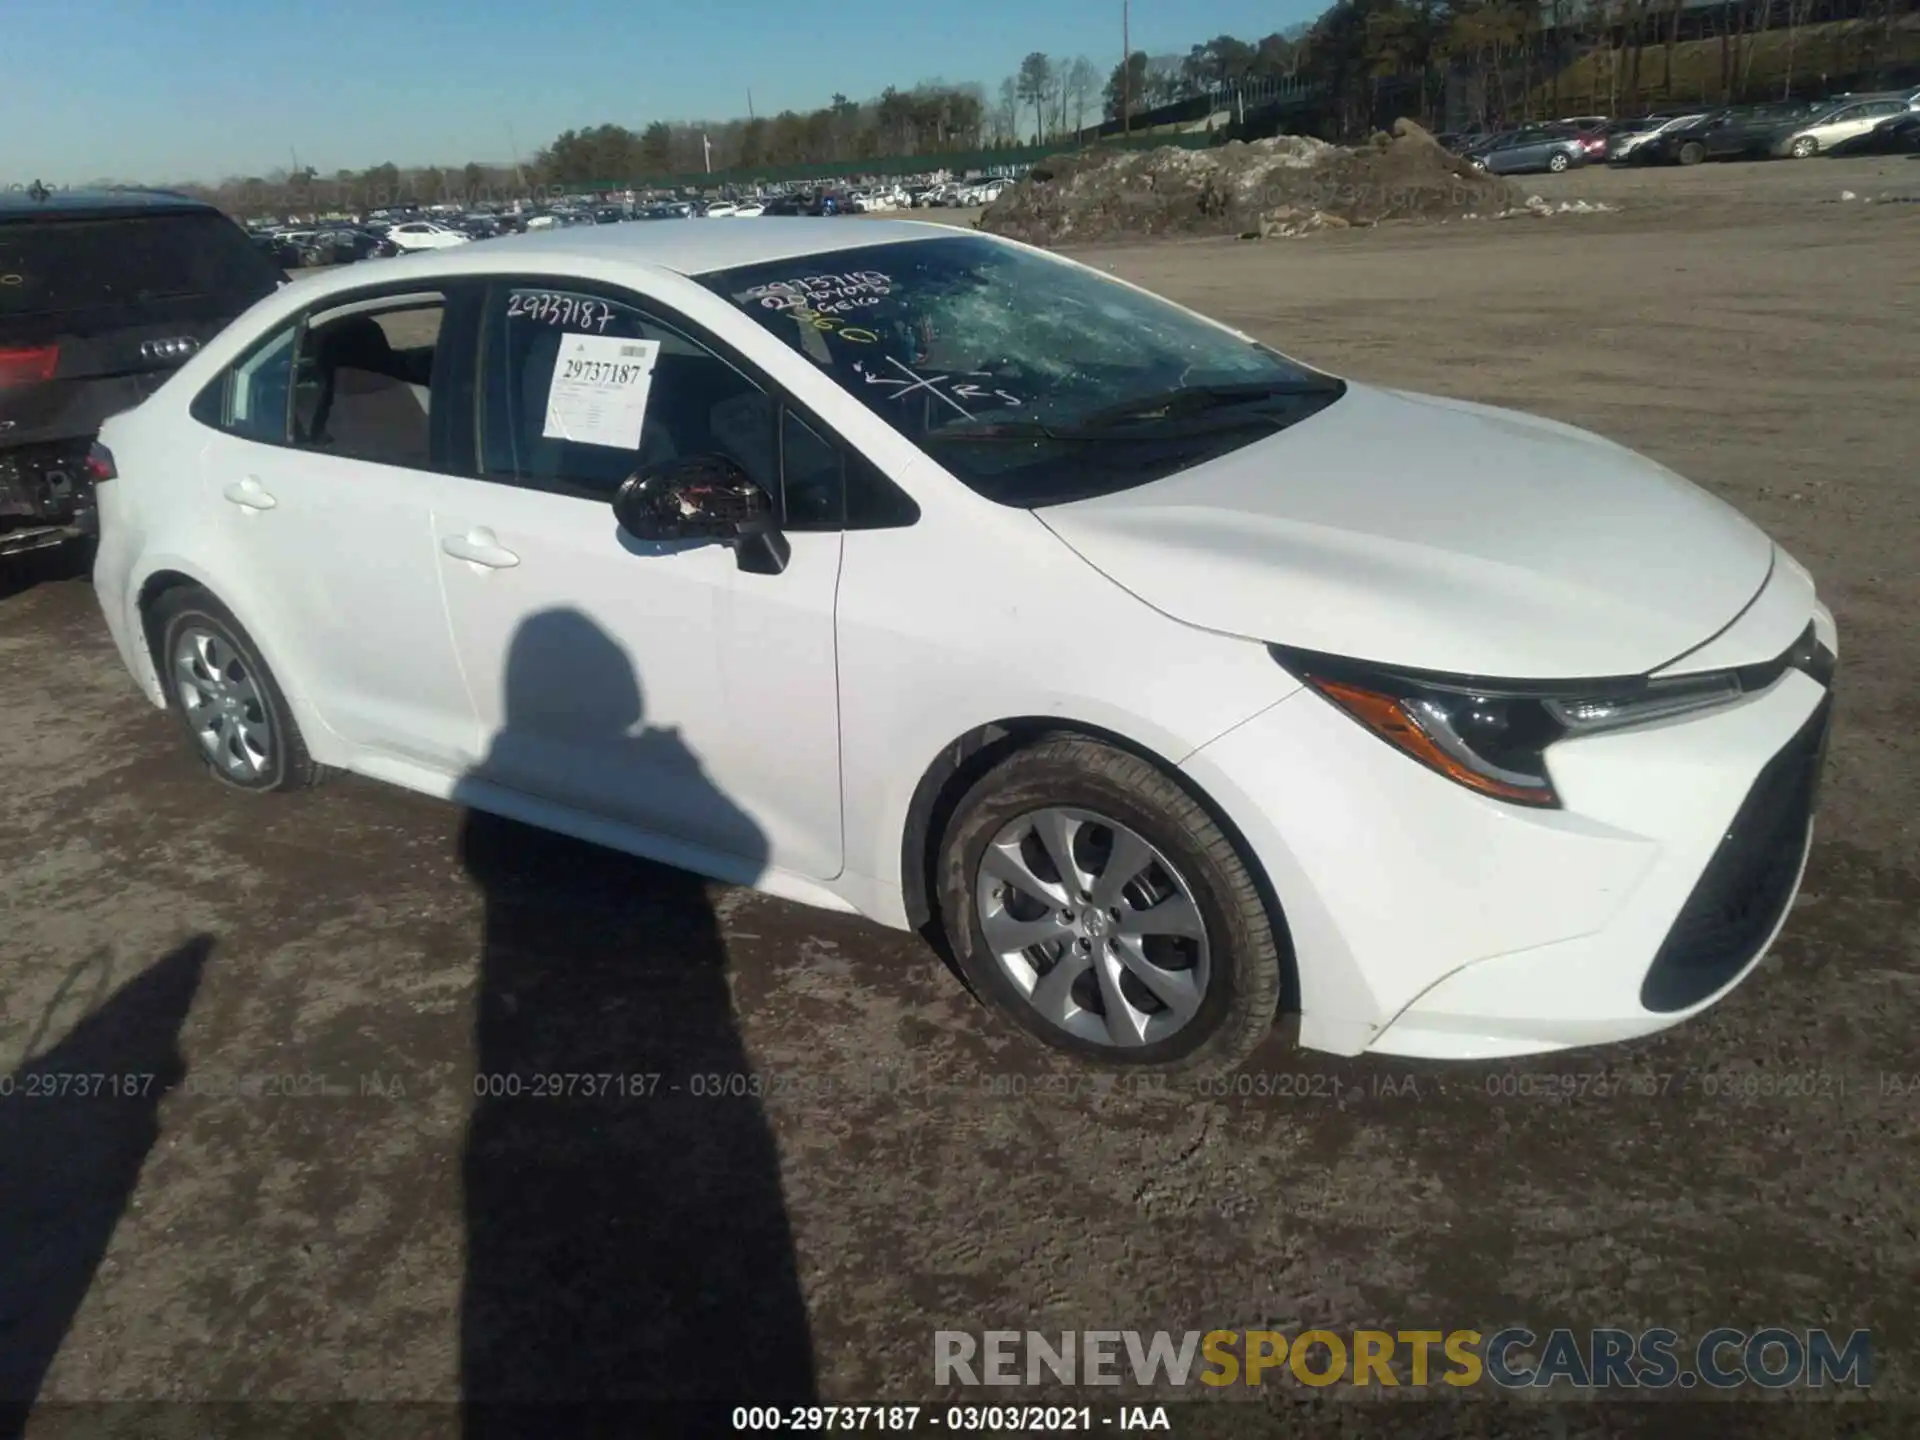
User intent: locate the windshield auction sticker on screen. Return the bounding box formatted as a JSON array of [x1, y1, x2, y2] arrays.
[[541, 334, 659, 449]]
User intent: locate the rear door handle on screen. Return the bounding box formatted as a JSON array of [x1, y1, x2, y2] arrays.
[[222, 476, 277, 511], [441, 528, 520, 569]]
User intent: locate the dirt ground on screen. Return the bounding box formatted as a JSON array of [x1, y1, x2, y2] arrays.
[[2, 156, 1917, 1432]]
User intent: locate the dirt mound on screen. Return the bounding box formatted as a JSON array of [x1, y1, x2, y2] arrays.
[[979, 119, 1524, 245]]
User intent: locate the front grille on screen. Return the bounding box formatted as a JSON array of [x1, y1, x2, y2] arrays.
[[1639, 693, 1832, 1013], [0, 440, 94, 528]]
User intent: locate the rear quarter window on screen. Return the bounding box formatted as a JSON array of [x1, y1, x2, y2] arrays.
[[0, 211, 281, 320]]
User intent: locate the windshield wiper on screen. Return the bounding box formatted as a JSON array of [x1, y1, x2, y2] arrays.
[[923, 419, 1132, 443], [1077, 379, 1344, 430], [919, 379, 1343, 446]]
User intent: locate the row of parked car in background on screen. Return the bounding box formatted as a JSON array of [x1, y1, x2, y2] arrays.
[[246, 174, 1021, 269], [1436, 82, 1920, 174]]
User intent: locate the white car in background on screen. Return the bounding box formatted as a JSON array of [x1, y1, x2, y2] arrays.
[[89, 219, 1836, 1073], [386, 220, 473, 252], [1772, 96, 1914, 156], [705, 202, 740, 218], [733, 203, 767, 217]]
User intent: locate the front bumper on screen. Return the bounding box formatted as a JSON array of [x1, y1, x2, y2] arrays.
[[1182, 621, 1835, 1060]]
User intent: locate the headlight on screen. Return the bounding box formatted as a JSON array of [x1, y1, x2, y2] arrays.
[[1271, 649, 1754, 809]]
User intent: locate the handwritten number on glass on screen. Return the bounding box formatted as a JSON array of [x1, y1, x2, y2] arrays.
[[507, 291, 616, 334], [788, 304, 878, 344]]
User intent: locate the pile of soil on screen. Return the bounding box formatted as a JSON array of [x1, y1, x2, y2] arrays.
[[978, 119, 1525, 245]]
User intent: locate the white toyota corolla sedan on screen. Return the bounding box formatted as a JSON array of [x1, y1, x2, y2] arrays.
[[89, 219, 1837, 1073]]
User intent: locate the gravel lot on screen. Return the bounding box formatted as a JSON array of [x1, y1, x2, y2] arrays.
[[2, 155, 1916, 1432]]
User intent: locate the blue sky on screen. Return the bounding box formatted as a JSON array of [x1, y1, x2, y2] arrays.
[[7, 0, 1321, 186]]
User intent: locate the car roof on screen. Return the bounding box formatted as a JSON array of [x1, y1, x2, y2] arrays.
[[0, 186, 222, 221], [417, 216, 961, 277]]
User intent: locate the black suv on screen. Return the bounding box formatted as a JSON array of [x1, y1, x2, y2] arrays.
[[1, 184, 282, 561]]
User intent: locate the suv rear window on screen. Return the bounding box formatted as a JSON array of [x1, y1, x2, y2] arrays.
[[0, 211, 281, 319]]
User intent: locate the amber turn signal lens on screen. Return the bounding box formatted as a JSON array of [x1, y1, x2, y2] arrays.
[[1307, 677, 1559, 807]]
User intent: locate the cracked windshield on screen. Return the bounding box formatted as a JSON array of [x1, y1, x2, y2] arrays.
[[703, 234, 1344, 505]]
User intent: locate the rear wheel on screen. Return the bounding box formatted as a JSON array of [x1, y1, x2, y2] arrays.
[[936, 737, 1283, 1075], [1678, 141, 1707, 166], [153, 587, 320, 792], [1547, 150, 1571, 173]]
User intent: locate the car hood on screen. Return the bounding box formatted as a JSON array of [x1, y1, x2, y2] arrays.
[[1036, 383, 1776, 680]]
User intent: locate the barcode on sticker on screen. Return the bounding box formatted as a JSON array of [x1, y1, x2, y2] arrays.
[[619, 344, 647, 358]]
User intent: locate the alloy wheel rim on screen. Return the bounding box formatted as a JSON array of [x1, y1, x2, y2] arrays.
[[173, 627, 273, 779], [975, 806, 1211, 1050]]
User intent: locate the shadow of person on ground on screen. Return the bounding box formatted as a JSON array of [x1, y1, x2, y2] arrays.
[[0, 935, 212, 1435], [456, 608, 814, 1432]]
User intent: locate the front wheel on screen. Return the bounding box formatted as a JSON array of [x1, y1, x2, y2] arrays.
[[1678, 141, 1707, 166], [1789, 135, 1818, 159], [936, 737, 1284, 1075]]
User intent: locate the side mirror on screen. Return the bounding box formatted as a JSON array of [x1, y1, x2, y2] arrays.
[[612, 454, 791, 575]]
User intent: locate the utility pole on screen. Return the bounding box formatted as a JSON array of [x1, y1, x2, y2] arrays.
[[1122, 0, 1132, 135], [747, 89, 756, 120]]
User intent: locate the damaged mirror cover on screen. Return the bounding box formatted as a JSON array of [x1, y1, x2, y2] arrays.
[[611, 453, 790, 574]]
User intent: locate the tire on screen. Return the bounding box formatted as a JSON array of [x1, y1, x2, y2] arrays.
[[935, 737, 1283, 1076], [153, 586, 320, 793], [1547, 151, 1571, 173], [1789, 135, 1818, 159], [1678, 141, 1707, 166]]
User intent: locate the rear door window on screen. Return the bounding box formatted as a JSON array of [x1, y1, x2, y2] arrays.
[[0, 211, 281, 320], [292, 295, 446, 468]]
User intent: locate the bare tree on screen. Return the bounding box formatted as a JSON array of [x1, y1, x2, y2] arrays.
[[1660, 0, 1687, 100], [1740, 0, 1776, 94], [1719, 0, 1735, 102], [1145, 53, 1185, 106], [1016, 52, 1054, 142], [1780, 0, 1816, 96], [1623, 0, 1652, 113], [1065, 56, 1100, 136], [996, 76, 1021, 145]]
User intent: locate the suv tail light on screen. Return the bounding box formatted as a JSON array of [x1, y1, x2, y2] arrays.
[[86, 443, 117, 482], [0, 344, 59, 387]]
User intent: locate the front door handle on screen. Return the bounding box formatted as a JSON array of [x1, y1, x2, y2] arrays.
[[441, 529, 520, 569], [222, 476, 277, 511]]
